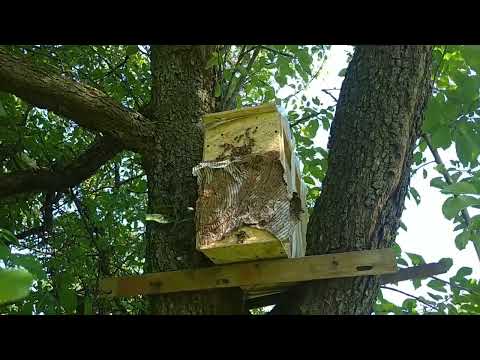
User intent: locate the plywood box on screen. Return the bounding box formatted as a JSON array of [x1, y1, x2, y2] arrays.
[[193, 104, 308, 264]]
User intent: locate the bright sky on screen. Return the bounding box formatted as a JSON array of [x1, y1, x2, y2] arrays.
[[296, 45, 480, 307]]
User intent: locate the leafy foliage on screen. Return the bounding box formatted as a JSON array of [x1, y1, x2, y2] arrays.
[[1, 44, 480, 315], [0, 46, 149, 314]]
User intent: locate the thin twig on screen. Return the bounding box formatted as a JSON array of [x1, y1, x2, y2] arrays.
[[322, 89, 338, 102], [259, 45, 294, 58], [430, 275, 480, 297], [220, 45, 248, 110], [423, 133, 480, 262], [412, 160, 436, 174], [224, 47, 261, 110], [291, 111, 321, 128], [283, 55, 328, 104], [381, 285, 440, 312]]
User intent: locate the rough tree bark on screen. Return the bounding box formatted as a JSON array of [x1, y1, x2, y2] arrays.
[[141, 46, 246, 314], [0, 45, 434, 315], [0, 136, 122, 198], [271, 45, 433, 314], [0, 49, 154, 152]]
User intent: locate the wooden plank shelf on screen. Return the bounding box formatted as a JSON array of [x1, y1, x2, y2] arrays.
[[100, 248, 396, 299]]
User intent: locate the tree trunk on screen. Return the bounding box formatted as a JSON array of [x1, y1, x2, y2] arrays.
[[272, 46, 433, 314], [142, 46, 245, 314], [0, 45, 434, 315]]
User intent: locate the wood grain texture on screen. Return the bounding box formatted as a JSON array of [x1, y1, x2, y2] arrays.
[[194, 104, 307, 264], [202, 103, 278, 126], [100, 248, 396, 298], [199, 226, 288, 264], [247, 261, 450, 309]]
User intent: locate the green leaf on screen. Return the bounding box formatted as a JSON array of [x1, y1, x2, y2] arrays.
[[441, 181, 479, 195], [59, 286, 77, 314], [428, 292, 443, 301], [469, 215, 480, 231], [442, 195, 480, 220], [423, 169, 428, 179], [0, 228, 19, 246], [427, 279, 447, 293], [430, 177, 447, 189], [412, 278, 422, 290], [20, 300, 34, 315], [410, 187, 421, 205], [423, 96, 448, 133], [439, 257, 453, 271], [0, 99, 6, 117], [84, 296, 93, 315], [392, 243, 401, 256], [397, 258, 408, 267], [455, 230, 470, 250], [0, 269, 34, 304], [296, 51, 313, 75], [399, 221, 408, 232], [413, 152, 423, 165], [304, 119, 319, 138], [461, 46, 480, 73], [303, 176, 315, 185], [310, 166, 323, 180], [125, 46, 138, 56], [456, 266, 472, 279], [0, 242, 10, 260], [11, 255, 46, 279], [406, 252, 426, 266], [430, 126, 452, 149], [206, 51, 219, 69], [454, 222, 467, 231], [455, 122, 480, 166], [338, 68, 346, 77], [275, 71, 287, 87], [402, 298, 417, 311], [447, 304, 458, 315]]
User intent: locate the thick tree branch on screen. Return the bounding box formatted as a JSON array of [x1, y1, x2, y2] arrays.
[[0, 136, 123, 198], [0, 47, 155, 151], [378, 261, 449, 285]]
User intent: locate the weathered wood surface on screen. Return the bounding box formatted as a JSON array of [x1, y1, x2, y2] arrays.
[[198, 226, 288, 264], [246, 261, 451, 309], [100, 248, 397, 298], [194, 104, 308, 264]]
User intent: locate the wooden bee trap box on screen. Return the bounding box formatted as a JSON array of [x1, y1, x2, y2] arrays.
[[193, 103, 308, 265]]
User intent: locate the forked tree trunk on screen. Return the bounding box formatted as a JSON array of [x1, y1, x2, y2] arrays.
[[0, 45, 434, 315], [271, 46, 433, 314], [142, 46, 245, 314]]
